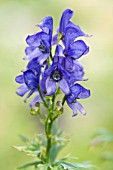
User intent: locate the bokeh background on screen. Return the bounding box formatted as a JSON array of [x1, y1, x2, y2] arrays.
[[0, 0, 113, 169]]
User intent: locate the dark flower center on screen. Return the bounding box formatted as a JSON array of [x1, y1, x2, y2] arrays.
[[39, 41, 47, 53], [51, 70, 62, 82]]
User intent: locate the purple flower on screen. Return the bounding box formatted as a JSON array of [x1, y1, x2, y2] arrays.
[[63, 26, 89, 84], [37, 16, 53, 38], [15, 60, 41, 106], [59, 9, 73, 34], [54, 44, 85, 85], [16, 70, 38, 100], [52, 9, 73, 45], [44, 44, 85, 97], [15, 9, 91, 116], [65, 58, 86, 84], [44, 45, 70, 96], [66, 84, 90, 116], [52, 10, 89, 85], [64, 27, 89, 59], [24, 16, 53, 65]]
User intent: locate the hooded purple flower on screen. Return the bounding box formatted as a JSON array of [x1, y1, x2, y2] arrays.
[[52, 9, 74, 45], [24, 16, 53, 65], [15, 9, 91, 115], [37, 16, 53, 39], [54, 44, 85, 85], [15, 59, 41, 107], [59, 9, 73, 33], [65, 58, 86, 84], [64, 26, 89, 59], [52, 9, 89, 84], [63, 26, 89, 84], [66, 84, 90, 116], [44, 45, 70, 96]]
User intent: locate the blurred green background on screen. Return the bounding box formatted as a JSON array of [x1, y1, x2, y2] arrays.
[[0, 0, 113, 169]]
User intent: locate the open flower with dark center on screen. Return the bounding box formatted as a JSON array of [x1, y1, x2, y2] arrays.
[[15, 9, 91, 115], [66, 84, 90, 116], [44, 45, 70, 96], [24, 16, 53, 65], [45, 62, 70, 96]]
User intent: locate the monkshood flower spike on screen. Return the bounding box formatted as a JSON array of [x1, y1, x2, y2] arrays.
[[15, 9, 92, 170]]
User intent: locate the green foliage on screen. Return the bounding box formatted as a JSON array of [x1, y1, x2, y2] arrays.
[[91, 129, 113, 146], [14, 134, 46, 162], [18, 134, 29, 143], [14, 130, 94, 170], [17, 161, 43, 169], [14, 81, 93, 169], [56, 161, 93, 170], [91, 129, 113, 163], [52, 155, 93, 170]]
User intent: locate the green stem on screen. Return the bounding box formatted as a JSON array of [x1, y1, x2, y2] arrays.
[[45, 111, 53, 162], [52, 94, 55, 110], [62, 95, 66, 106], [52, 87, 60, 109], [38, 85, 48, 108], [45, 90, 64, 164]]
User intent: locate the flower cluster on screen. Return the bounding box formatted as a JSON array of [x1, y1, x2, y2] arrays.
[[16, 9, 90, 116]]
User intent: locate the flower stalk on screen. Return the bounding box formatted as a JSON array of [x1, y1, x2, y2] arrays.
[[45, 96, 56, 163], [15, 9, 91, 169], [45, 113, 53, 162]]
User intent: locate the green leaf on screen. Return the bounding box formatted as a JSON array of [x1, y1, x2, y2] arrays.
[[52, 121, 63, 136], [13, 145, 26, 152], [55, 160, 93, 170], [58, 154, 78, 162], [40, 163, 54, 170], [49, 144, 64, 163], [17, 161, 43, 169], [18, 134, 29, 143], [59, 162, 78, 169], [57, 167, 63, 170], [91, 129, 113, 147], [36, 134, 47, 146], [74, 162, 94, 169], [14, 144, 41, 157], [14, 134, 47, 161]]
